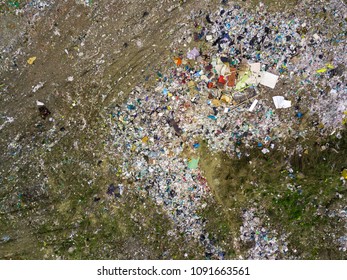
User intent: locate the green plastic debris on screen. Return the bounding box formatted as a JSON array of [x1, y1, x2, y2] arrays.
[[266, 110, 273, 119], [8, 1, 20, 8], [188, 157, 199, 169], [235, 71, 250, 91]]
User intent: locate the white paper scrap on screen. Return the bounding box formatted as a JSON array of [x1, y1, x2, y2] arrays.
[[272, 96, 291, 109], [215, 59, 230, 76], [260, 72, 279, 89], [246, 74, 262, 85], [249, 63, 261, 73], [313, 33, 321, 41], [248, 99, 259, 112], [32, 82, 45, 93]]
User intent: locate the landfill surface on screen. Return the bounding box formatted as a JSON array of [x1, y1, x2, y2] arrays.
[[0, 0, 347, 259]]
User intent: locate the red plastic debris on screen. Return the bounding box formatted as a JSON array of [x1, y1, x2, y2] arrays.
[[218, 75, 226, 84]]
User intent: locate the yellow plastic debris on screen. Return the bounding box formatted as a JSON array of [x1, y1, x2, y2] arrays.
[[188, 81, 195, 89], [212, 99, 221, 107], [342, 169, 347, 179], [27, 57, 37, 65], [221, 95, 232, 104], [316, 68, 327, 73], [116, 167, 122, 177], [142, 136, 149, 143], [188, 81, 198, 94], [316, 63, 335, 73]]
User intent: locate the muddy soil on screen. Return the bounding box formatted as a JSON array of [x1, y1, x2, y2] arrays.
[[0, 0, 346, 260]]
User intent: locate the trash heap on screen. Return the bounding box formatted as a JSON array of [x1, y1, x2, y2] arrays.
[[0, 0, 53, 14], [107, 94, 224, 258], [240, 209, 289, 260], [106, 1, 346, 259]]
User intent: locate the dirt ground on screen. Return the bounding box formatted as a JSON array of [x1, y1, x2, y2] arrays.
[[0, 0, 346, 259]]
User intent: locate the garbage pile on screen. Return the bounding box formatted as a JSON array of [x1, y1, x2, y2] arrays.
[[107, 93, 224, 258], [105, 0, 346, 259], [240, 209, 288, 260], [0, 0, 53, 16], [178, 0, 347, 129], [327, 208, 347, 252]]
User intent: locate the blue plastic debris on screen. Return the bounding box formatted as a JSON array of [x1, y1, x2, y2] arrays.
[[162, 88, 169, 95], [208, 115, 217, 120], [107, 184, 116, 195], [193, 143, 200, 149], [1, 235, 10, 242]]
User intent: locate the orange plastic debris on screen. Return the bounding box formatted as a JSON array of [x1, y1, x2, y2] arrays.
[[174, 57, 182, 66], [227, 67, 236, 87]]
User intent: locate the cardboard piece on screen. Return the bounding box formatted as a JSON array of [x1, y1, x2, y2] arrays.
[[227, 67, 237, 87], [249, 63, 261, 73], [260, 72, 279, 89]]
